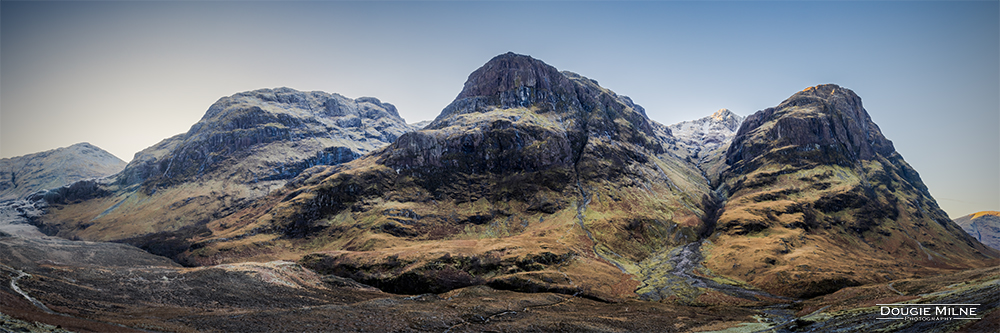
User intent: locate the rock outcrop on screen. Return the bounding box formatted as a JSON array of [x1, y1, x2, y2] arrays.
[[954, 211, 1000, 251], [0, 143, 125, 201], [36, 88, 416, 259]]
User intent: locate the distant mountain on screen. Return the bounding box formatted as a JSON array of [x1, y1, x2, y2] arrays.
[[36, 88, 416, 258], [711, 84, 998, 297], [954, 211, 1000, 251], [0, 143, 125, 201], [408, 120, 432, 130], [666, 108, 744, 184]]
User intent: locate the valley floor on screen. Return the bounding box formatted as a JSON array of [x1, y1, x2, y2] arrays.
[[1, 201, 997, 333]]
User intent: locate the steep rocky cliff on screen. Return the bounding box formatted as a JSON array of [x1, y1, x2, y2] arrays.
[[707, 84, 998, 298], [954, 211, 1000, 251], [37, 88, 415, 258], [0, 143, 125, 201]]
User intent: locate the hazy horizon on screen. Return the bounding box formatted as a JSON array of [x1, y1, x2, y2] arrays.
[[2, 1, 997, 218]]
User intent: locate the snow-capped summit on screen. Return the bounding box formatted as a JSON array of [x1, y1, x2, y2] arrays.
[[668, 109, 744, 161]]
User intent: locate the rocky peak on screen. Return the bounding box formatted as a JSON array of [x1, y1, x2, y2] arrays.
[[430, 53, 579, 126], [397, 53, 664, 177], [728, 84, 894, 171], [664, 109, 744, 184], [455, 52, 575, 105], [709, 109, 741, 130], [670, 109, 743, 137]]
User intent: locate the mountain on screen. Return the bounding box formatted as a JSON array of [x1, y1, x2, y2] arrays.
[[7, 53, 1000, 332], [180, 52, 716, 301], [35, 88, 416, 258], [666, 108, 744, 184], [954, 211, 1000, 251], [409, 120, 432, 130], [0, 143, 126, 201], [708, 84, 998, 298]]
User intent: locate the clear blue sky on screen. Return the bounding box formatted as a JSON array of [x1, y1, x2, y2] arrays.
[[2, 1, 997, 218]]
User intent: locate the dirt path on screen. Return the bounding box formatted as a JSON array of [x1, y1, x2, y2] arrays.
[[5, 264, 55, 314]]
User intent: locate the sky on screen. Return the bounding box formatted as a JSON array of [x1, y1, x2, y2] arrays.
[[1, 1, 997, 218]]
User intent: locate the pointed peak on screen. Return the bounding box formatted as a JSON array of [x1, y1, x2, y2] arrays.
[[711, 109, 738, 121], [68, 142, 96, 149], [456, 52, 570, 101], [972, 211, 1000, 219], [795, 84, 856, 100]]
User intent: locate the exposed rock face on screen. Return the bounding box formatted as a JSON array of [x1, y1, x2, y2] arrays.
[[666, 108, 744, 184], [37, 88, 416, 259], [708, 84, 998, 298], [0, 143, 125, 201], [955, 211, 1000, 251], [186, 52, 713, 301], [727, 85, 895, 172]]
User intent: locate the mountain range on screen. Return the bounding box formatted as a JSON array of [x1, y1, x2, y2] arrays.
[[3, 52, 998, 332]]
